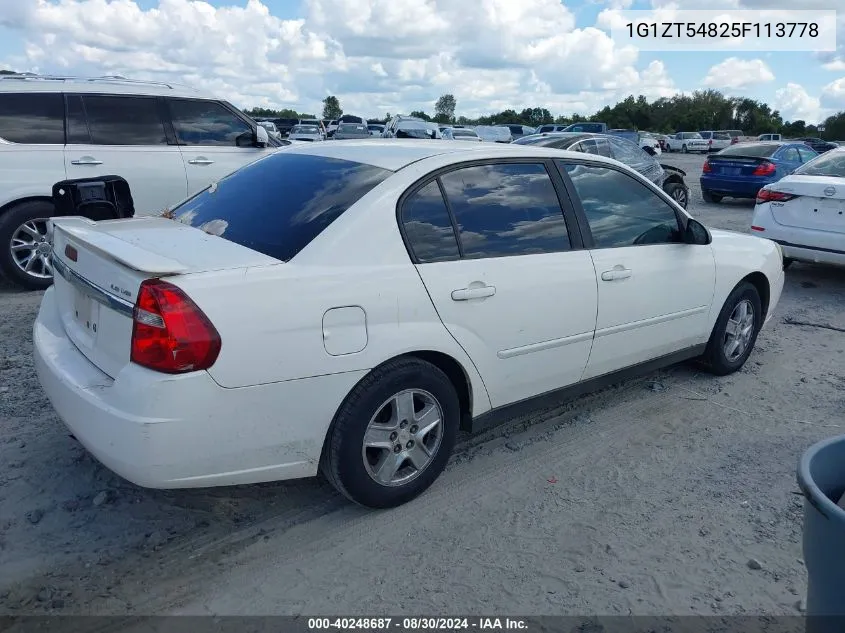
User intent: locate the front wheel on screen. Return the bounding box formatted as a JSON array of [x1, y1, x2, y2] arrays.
[[321, 357, 460, 509], [701, 282, 763, 376], [0, 200, 56, 290], [682, 144, 688, 153], [664, 182, 689, 209]]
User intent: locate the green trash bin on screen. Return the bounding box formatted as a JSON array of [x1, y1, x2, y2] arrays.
[[797, 434, 845, 626]]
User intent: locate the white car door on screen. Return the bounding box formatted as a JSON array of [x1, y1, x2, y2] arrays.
[[399, 161, 598, 409], [63, 94, 187, 216], [556, 160, 716, 380], [166, 98, 270, 197]]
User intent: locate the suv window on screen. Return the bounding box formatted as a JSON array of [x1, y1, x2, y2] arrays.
[[607, 135, 647, 164], [438, 162, 570, 259], [169, 99, 253, 146], [79, 95, 167, 146], [401, 181, 461, 263], [559, 161, 682, 248], [173, 153, 391, 262], [0, 93, 64, 144]]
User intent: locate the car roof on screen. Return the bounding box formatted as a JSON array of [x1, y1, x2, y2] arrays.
[[280, 139, 624, 171], [0, 74, 206, 98]]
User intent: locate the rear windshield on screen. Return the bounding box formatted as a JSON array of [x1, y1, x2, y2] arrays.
[[173, 154, 392, 262], [453, 129, 477, 137], [338, 124, 367, 133], [717, 143, 779, 158], [794, 150, 845, 177]]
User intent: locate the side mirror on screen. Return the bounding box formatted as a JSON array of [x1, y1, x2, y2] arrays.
[[255, 124, 269, 147], [684, 218, 711, 245]]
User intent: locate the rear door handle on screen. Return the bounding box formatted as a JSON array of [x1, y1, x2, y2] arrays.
[[70, 157, 103, 166], [601, 267, 632, 281], [451, 285, 496, 301], [187, 158, 215, 165]]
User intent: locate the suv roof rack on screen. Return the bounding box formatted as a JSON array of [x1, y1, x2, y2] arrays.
[[0, 73, 180, 90]]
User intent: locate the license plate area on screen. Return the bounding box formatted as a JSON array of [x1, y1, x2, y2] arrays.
[[722, 167, 741, 176], [73, 288, 100, 339]]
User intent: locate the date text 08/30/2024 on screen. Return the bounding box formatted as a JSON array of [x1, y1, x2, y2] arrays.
[[307, 618, 528, 630]]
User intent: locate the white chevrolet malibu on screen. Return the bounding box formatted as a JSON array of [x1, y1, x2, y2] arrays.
[[34, 140, 785, 508]]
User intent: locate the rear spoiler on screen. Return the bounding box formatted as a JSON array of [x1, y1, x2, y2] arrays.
[[50, 217, 190, 275]]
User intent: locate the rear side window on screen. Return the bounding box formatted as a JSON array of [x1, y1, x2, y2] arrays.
[[401, 181, 461, 263], [173, 154, 392, 262], [578, 138, 612, 158], [82, 96, 167, 145], [169, 99, 253, 146], [0, 93, 64, 144], [438, 163, 570, 259], [794, 150, 845, 177], [780, 146, 801, 162]]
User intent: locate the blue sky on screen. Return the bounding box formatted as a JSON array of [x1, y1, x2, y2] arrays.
[[0, 0, 842, 123]]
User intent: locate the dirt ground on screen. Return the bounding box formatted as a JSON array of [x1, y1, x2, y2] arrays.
[[1, 152, 843, 617]]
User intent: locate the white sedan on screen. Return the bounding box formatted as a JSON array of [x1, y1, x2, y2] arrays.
[[751, 147, 845, 268], [34, 141, 784, 509]]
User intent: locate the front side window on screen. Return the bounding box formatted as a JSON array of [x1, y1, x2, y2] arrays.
[[401, 181, 461, 263], [174, 154, 392, 262], [0, 93, 64, 144], [559, 161, 682, 248], [81, 95, 167, 146], [438, 163, 570, 259], [797, 147, 817, 163], [169, 99, 253, 146], [780, 146, 801, 162]]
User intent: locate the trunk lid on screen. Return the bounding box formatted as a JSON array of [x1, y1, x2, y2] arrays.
[[50, 216, 279, 378], [707, 155, 770, 177], [768, 175, 845, 234]]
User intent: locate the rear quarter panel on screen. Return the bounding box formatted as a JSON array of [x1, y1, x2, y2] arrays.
[[0, 143, 66, 210]]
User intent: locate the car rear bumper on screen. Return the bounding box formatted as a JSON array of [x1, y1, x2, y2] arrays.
[[751, 205, 845, 267], [700, 175, 769, 197], [34, 286, 366, 489]]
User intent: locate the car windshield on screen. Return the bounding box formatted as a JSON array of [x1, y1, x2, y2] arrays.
[[338, 124, 367, 133], [713, 132, 731, 140], [293, 126, 319, 134], [685, 133, 703, 139], [794, 150, 845, 177], [717, 143, 780, 158], [173, 154, 392, 262]]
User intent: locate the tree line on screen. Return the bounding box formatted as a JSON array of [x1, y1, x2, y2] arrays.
[[252, 89, 845, 140]]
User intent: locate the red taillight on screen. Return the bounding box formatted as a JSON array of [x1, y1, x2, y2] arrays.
[[130, 279, 221, 374], [750, 226, 766, 231], [702, 160, 712, 173], [755, 188, 796, 204], [752, 161, 776, 176], [64, 244, 78, 262]]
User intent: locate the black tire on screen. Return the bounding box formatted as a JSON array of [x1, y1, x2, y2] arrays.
[[681, 144, 688, 153], [320, 357, 460, 509], [664, 182, 689, 209], [0, 200, 56, 291], [702, 190, 722, 204], [782, 258, 794, 270], [701, 281, 763, 376]]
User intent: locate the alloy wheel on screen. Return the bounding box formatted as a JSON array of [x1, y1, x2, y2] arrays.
[[10, 218, 53, 280], [723, 299, 755, 362]]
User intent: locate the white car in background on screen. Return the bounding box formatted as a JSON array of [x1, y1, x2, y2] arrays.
[[288, 124, 324, 142], [256, 121, 282, 140], [699, 131, 732, 152], [667, 132, 709, 153], [751, 147, 845, 268], [441, 127, 482, 141], [639, 132, 662, 155], [34, 140, 783, 509], [0, 73, 277, 290]]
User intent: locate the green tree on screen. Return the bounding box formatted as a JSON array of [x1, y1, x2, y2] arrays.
[[434, 94, 457, 123], [409, 110, 432, 121], [322, 96, 342, 120]]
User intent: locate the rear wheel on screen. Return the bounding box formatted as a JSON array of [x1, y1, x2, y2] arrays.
[[682, 144, 688, 153], [321, 357, 460, 509], [702, 190, 722, 204], [701, 282, 763, 376], [0, 200, 56, 290]]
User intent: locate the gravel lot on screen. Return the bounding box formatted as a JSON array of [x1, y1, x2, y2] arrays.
[[1, 152, 843, 616]]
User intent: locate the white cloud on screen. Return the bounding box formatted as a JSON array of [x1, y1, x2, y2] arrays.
[[701, 58, 774, 90], [820, 77, 845, 111], [773, 83, 822, 124], [0, 0, 676, 118]]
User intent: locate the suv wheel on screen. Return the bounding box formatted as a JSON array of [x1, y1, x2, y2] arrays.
[[0, 200, 56, 290], [681, 144, 688, 153]]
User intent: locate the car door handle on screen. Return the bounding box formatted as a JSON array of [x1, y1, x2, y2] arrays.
[[451, 285, 496, 301], [70, 157, 103, 165], [187, 158, 215, 165], [601, 267, 632, 281]]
